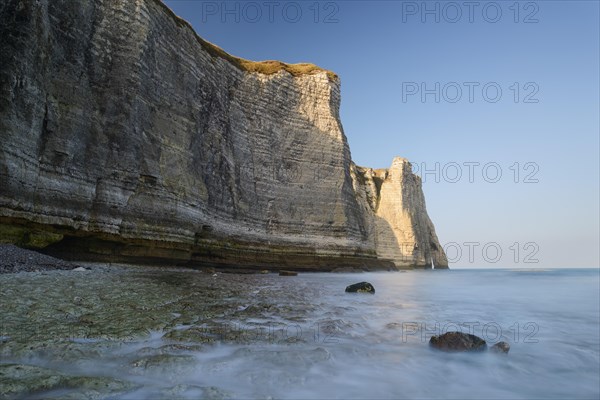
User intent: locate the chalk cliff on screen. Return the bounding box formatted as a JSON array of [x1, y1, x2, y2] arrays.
[[0, 0, 448, 270]]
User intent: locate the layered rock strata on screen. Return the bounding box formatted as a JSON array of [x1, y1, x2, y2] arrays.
[[0, 0, 448, 270]]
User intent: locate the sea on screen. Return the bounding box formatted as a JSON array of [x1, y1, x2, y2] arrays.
[[0, 267, 598, 399]]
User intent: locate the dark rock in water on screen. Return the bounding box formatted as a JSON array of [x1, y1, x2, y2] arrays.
[[429, 332, 487, 352], [279, 270, 298, 276], [345, 282, 375, 294], [490, 341, 510, 354]]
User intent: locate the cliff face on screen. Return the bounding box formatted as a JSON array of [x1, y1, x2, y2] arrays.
[[353, 160, 448, 268], [0, 0, 448, 270]]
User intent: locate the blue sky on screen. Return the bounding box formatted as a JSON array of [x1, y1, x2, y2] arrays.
[[163, 0, 599, 268]]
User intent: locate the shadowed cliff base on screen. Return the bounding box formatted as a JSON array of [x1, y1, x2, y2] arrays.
[[0, 218, 401, 272], [1, 206, 443, 270], [0, 217, 443, 271]]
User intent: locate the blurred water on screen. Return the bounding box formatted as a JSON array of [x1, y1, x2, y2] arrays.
[[1, 267, 598, 399]]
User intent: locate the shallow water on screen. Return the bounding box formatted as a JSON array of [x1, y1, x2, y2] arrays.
[[1, 267, 598, 399]]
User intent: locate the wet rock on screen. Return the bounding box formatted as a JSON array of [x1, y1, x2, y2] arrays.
[[0, 363, 135, 398], [130, 354, 197, 377], [0, 364, 62, 397], [135, 344, 204, 357], [162, 328, 217, 344], [429, 332, 487, 352], [160, 384, 209, 399], [54, 375, 138, 399], [345, 282, 375, 294], [201, 385, 234, 400], [490, 341, 510, 354], [72, 267, 89, 272], [161, 384, 234, 400], [279, 270, 298, 276]]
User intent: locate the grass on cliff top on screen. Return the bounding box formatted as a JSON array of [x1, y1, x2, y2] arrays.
[[154, 0, 339, 82]]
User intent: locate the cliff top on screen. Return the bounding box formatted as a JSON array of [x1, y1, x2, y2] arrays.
[[154, 0, 339, 82]]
